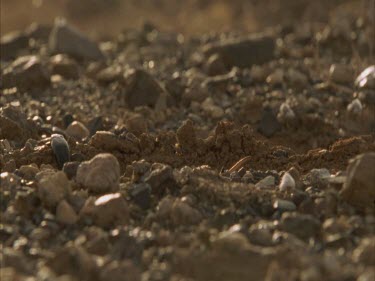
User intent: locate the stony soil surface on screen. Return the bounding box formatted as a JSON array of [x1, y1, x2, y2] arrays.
[[1, 1, 375, 281]]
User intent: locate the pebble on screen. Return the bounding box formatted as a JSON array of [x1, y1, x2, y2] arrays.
[[65, 121, 90, 140], [280, 213, 321, 240], [124, 69, 167, 109], [256, 175, 275, 188], [277, 102, 296, 123], [129, 183, 151, 209], [279, 172, 296, 191], [0, 105, 38, 147], [80, 193, 129, 228], [286, 68, 308, 88], [49, 54, 79, 79], [340, 152, 375, 212], [355, 65, 375, 89], [347, 98, 363, 115], [329, 64, 353, 84], [201, 97, 225, 119], [203, 35, 275, 68], [37, 171, 71, 208], [48, 19, 104, 60], [266, 69, 284, 86], [273, 199, 297, 212], [51, 134, 70, 169], [62, 161, 80, 179], [18, 164, 39, 180], [77, 153, 120, 194], [2, 55, 50, 91], [257, 107, 281, 137], [308, 168, 331, 189], [56, 199, 78, 225]]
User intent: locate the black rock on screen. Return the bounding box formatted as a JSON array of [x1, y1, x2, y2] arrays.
[[0, 31, 29, 61], [257, 107, 281, 137], [87, 116, 103, 136], [129, 183, 151, 209], [63, 114, 74, 129], [51, 134, 70, 169], [62, 161, 80, 179]]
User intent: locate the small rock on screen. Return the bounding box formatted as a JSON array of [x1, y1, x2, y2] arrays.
[[355, 65, 375, 89], [124, 69, 167, 109], [129, 183, 151, 209], [56, 199, 78, 225], [279, 172, 296, 191], [37, 171, 71, 208], [65, 121, 90, 140], [2, 55, 50, 91], [125, 114, 148, 136], [80, 193, 129, 228], [329, 64, 353, 84], [176, 119, 197, 151], [99, 260, 141, 281], [46, 245, 96, 279], [201, 97, 225, 119], [171, 199, 202, 225], [277, 102, 296, 123], [352, 237, 375, 266], [347, 98, 363, 115], [51, 134, 70, 169], [62, 161, 80, 179], [77, 153, 120, 194], [0, 30, 29, 60], [18, 164, 39, 180], [49, 54, 79, 79], [205, 53, 228, 76], [273, 199, 297, 212], [286, 68, 308, 89], [48, 19, 104, 60], [143, 163, 174, 195], [96, 66, 123, 84], [257, 107, 281, 137], [266, 69, 284, 86], [280, 213, 321, 240], [340, 153, 375, 212], [256, 175, 275, 188], [308, 168, 331, 189], [203, 35, 275, 68]]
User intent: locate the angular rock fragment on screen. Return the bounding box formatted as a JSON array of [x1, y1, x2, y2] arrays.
[[51, 134, 70, 169], [203, 35, 275, 68], [77, 153, 120, 194], [0, 30, 29, 60], [48, 19, 104, 61], [124, 69, 167, 109], [56, 199, 78, 225], [2, 55, 50, 91], [279, 172, 296, 191]]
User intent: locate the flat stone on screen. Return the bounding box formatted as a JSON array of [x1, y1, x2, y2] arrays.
[[77, 153, 120, 194], [203, 35, 275, 68]]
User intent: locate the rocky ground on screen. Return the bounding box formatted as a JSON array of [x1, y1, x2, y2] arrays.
[[1, 1, 375, 281]]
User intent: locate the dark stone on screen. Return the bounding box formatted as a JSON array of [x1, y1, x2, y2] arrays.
[[203, 35, 275, 68], [87, 116, 103, 136], [51, 134, 70, 169], [129, 183, 151, 209], [48, 19, 104, 61], [257, 107, 281, 137], [124, 69, 166, 109], [0, 31, 29, 60], [62, 161, 80, 179]]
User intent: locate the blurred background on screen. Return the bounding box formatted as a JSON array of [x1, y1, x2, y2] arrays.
[[0, 0, 369, 38]]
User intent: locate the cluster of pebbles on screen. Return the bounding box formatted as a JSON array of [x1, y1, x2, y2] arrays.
[[1, 5, 375, 281]]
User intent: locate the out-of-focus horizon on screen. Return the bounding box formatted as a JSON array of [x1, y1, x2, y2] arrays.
[[0, 0, 367, 39]]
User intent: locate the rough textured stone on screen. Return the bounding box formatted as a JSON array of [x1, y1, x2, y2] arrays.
[[37, 171, 71, 208], [2, 55, 50, 91], [48, 19, 104, 61], [340, 153, 375, 212], [124, 69, 166, 109], [77, 153, 120, 194]]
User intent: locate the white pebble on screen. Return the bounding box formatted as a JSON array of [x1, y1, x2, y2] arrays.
[[279, 172, 295, 191]]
